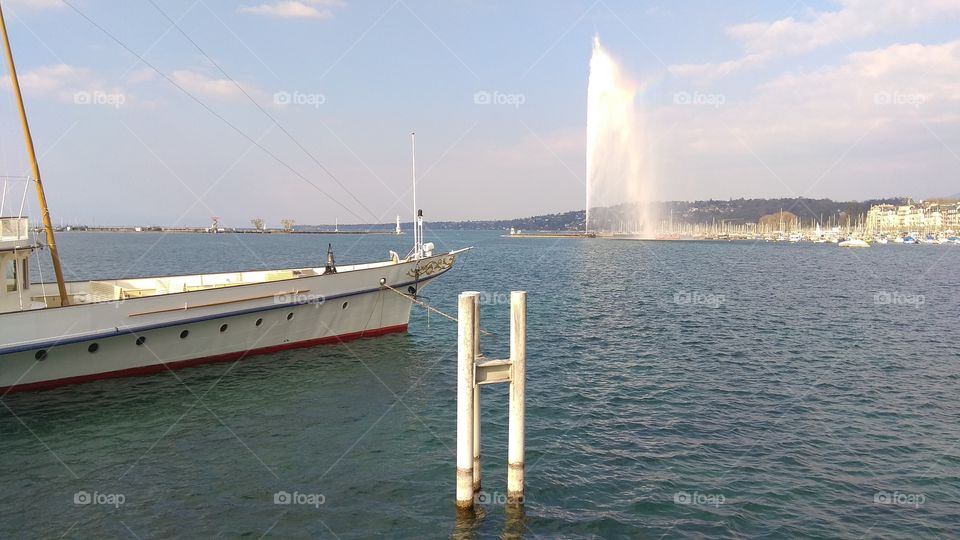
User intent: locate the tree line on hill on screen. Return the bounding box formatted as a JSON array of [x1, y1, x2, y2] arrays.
[[421, 197, 909, 231]]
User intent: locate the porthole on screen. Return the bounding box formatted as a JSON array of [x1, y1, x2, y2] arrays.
[[35, 349, 47, 361], [88, 343, 99, 353], [341, 301, 348, 310], [180, 330, 189, 339], [220, 324, 228, 333], [255, 318, 263, 327], [286, 312, 294, 321], [135, 336, 146, 346]]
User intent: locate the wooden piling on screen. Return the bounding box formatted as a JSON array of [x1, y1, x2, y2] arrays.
[[507, 291, 526, 505]]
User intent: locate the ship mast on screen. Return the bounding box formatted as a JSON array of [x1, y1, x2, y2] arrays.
[[411, 131, 422, 259], [0, 1, 69, 305]]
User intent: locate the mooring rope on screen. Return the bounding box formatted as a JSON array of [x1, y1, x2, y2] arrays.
[[381, 282, 494, 337]]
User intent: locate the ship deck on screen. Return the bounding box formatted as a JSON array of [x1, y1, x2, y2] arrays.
[[32, 258, 401, 308]]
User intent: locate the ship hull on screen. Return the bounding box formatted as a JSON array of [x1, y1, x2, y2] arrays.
[[0, 251, 461, 394]]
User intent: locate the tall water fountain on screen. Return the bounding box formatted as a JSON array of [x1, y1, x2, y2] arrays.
[[586, 36, 656, 236]]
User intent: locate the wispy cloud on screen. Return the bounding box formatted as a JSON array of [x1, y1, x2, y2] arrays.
[[7, 63, 129, 103], [671, 0, 960, 78], [6, 0, 64, 10], [169, 70, 273, 106], [238, 0, 344, 20], [171, 70, 246, 100], [657, 39, 960, 198]]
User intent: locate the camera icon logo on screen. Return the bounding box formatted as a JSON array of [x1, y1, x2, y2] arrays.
[[274, 490, 292, 505], [473, 91, 492, 105], [74, 490, 92, 505], [273, 91, 292, 105]]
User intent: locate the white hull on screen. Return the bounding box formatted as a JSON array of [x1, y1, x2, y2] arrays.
[[0, 251, 463, 393], [838, 239, 870, 248]]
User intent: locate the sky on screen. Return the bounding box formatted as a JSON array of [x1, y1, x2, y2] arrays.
[[0, 0, 958, 227]]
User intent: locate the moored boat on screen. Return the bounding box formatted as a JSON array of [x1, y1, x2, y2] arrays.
[[0, 222, 465, 393], [838, 238, 870, 248], [0, 6, 465, 394]]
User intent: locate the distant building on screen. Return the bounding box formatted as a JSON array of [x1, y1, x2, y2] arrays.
[[867, 201, 960, 233]]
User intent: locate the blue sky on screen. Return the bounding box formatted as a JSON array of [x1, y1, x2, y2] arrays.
[[1, 0, 958, 226]]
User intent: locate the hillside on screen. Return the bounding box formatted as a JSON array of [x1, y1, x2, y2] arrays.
[[423, 197, 908, 231]]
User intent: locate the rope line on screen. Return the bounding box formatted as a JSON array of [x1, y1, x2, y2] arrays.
[[381, 282, 493, 337]]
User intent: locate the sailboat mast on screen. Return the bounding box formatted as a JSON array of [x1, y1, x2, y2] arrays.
[[0, 2, 69, 306]]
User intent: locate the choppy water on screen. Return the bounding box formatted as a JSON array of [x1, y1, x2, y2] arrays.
[[2, 231, 959, 538]]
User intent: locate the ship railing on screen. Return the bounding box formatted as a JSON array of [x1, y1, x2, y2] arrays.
[[0, 217, 29, 243]]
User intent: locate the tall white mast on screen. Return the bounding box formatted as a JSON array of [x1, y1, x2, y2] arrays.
[[411, 131, 420, 258]]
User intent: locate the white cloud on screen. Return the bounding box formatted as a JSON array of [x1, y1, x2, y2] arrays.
[[169, 70, 275, 107], [238, 0, 344, 20], [124, 68, 156, 85], [6, 0, 63, 10], [670, 53, 770, 79], [18, 64, 90, 93], [656, 40, 960, 198], [171, 70, 246, 101], [8, 63, 129, 104], [671, 0, 960, 78]]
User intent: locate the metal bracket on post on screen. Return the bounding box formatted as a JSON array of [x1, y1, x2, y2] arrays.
[[456, 290, 527, 514]]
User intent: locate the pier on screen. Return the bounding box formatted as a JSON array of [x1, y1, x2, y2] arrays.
[[456, 290, 526, 514]]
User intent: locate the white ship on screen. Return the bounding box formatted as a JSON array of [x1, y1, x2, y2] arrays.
[[0, 5, 464, 394], [0, 220, 464, 393]]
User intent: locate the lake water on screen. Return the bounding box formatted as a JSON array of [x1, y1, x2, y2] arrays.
[[2, 230, 959, 538]]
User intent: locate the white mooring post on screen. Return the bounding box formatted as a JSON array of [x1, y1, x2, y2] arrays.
[[507, 291, 526, 504], [472, 296, 482, 494], [456, 292, 478, 512], [456, 290, 527, 513]]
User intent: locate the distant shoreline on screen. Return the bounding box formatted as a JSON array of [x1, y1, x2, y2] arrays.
[[52, 227, 401, 235]]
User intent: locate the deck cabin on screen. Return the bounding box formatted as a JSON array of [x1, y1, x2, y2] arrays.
[[0, 217, 43, 312]]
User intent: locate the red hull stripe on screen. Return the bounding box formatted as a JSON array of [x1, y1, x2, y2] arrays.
[[0, 324, 408, 394]]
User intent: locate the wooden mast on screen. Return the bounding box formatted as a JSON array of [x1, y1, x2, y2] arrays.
[[0, 1, 69, 306]]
